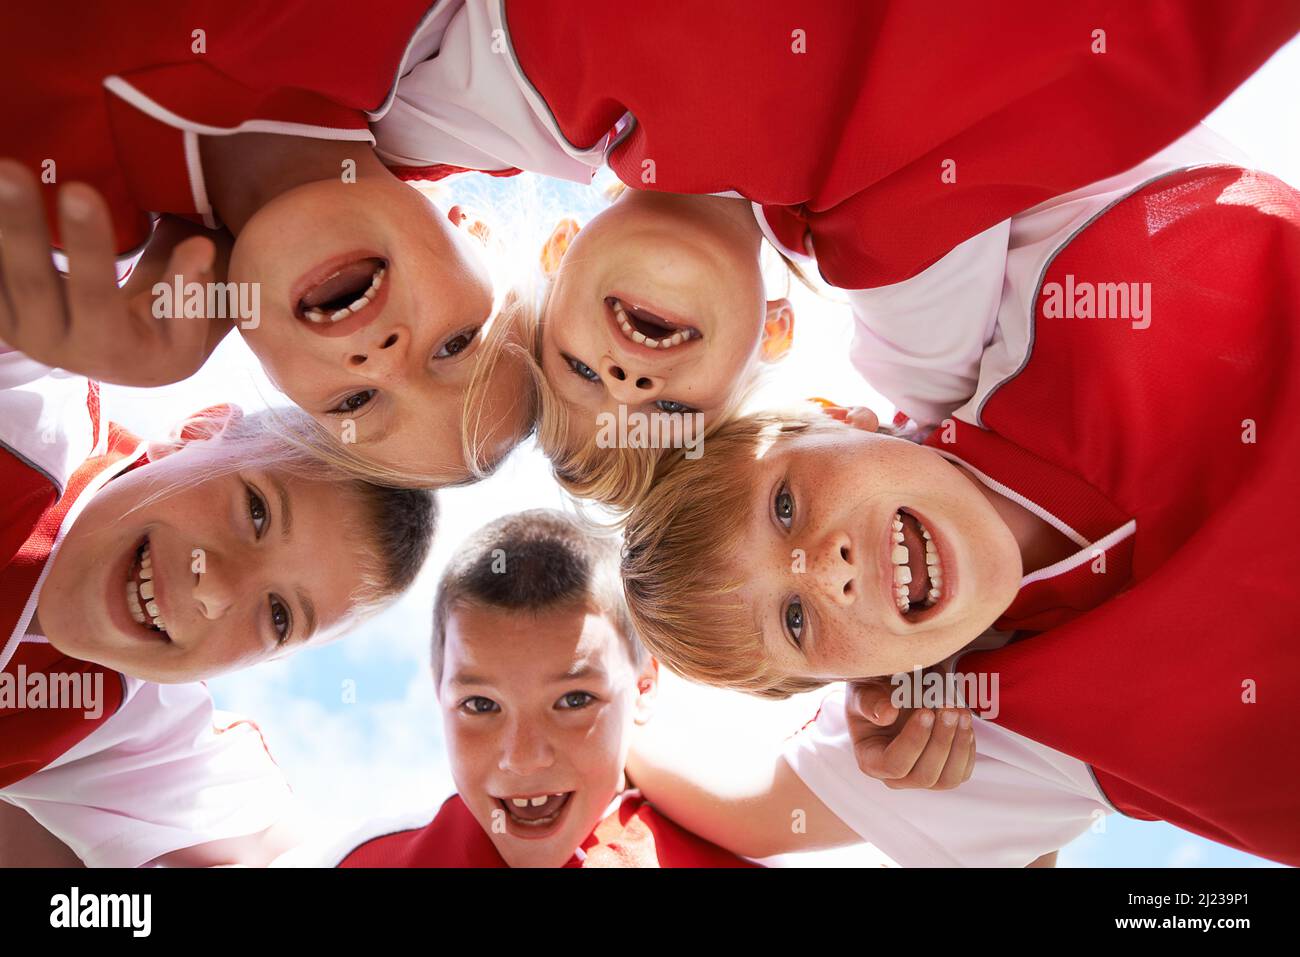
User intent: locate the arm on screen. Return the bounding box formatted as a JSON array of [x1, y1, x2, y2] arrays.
[[626, 722, 859, 860], [0, 800, 85, 868], [147, 819, 305, 868]]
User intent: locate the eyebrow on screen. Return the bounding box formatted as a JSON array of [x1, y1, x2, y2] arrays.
[[296, 588, 318, 642], [268, 474, 293, 542], [550, 663, 605, 684], [447, 672, 494, 687]]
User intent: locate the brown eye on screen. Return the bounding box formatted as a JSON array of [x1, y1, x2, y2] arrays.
[[774, 484, 795, 528], [435, 327, 480, 358], [269, 596, 291, 645], [784, 599, 804, 645]]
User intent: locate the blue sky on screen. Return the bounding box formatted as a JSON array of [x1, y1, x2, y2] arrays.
[[104, 38, 1298, 868]]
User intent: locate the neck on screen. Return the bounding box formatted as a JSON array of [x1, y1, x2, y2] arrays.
[[958, 466, 1080, 576], [199, 133, 386, 234], [619, 188, 763, 252]]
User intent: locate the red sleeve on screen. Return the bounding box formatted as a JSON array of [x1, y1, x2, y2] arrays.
[[338, 795, 507, 868], [506, 0, 1300, 288]]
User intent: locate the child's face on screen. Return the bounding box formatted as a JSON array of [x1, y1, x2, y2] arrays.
[[230, 179, 532, 480], [38, 450, 372, 684], [540, 191, 780, 448], [731, 425, 1023, 683], [438, 602, 654, 868]]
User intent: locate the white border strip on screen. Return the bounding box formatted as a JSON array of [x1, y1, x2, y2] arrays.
[[1020, 519, 1136, 588]]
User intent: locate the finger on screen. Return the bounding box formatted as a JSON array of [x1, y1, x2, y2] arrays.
[[934, 711, 976, 790], [861, 708, 934, 780], [898, 707, 960, 789], [59, 183, 122, 331], [845, 406, 881, 431], [962, 714, 977, 782], [148, 236, 217, 362], [847, 678, 900, 726], [0, 160, 65, 336]]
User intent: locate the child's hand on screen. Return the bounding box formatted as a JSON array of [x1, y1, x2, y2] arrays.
[[0, 161, 230, 387], [811, 399, 880, 432], [845, 676, 976, 790]]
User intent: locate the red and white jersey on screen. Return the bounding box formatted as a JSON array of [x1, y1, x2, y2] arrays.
[[917, 166, 1300, 865], [283, 790, 758, 868], [0, 355, 294, 866], [376, 1, 1299, 288], [0, 0, 437, 265], [845, 125, 1253, 426], [784, 689, 1112, 868]]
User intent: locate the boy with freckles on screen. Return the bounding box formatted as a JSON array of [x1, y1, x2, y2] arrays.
[[295, 510, 973, 868]]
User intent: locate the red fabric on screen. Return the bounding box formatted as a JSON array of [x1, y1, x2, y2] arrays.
[[505, 0, 1300, 288], [1, 421, 146, 788], [339, 792, 759, 868], [927, 167, 1300, 864], [0, 0, 432, 253], [391, 164, 523, 184]]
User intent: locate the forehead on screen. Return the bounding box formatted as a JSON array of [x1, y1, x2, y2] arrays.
[[444, 602, 630, 683]]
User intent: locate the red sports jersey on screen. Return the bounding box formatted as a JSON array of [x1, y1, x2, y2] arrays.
[[1, 378, 148, 788], [338, 791, 759, 868], [925, 166, 1300, 864], [503, 1, 1300, 288], [0, 0, 434, 258]]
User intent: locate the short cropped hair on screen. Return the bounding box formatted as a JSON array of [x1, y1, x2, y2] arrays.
[[621, 410, 844, 700], [431, 509, 643, 684]]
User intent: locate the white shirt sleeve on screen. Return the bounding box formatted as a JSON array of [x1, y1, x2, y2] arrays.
[[0, 680, 295, 868], [783, 688, 1112, 867], [843, 220, 1011, 428]]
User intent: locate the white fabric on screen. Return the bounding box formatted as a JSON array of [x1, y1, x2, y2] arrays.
[[373, 0, 609, 184], [783, 688, 1112, 867], [0, 349, 101, 498], [842, 125, 1252, 427], [1, 681, 295, 868]]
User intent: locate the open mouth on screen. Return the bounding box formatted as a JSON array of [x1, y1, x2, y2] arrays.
[[888, 509, 945, 619], [295, 257, 387, 323], [496, 792, 572, 830], [606, 296, 701, 350], [125, 536, 171, 639]]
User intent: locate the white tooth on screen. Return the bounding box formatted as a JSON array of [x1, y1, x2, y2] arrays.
[[922, 528, 932, 540], [926, 551, 939, 566], [930, 574, 943, 588], [645, 338, 659, 348], [632, 331, 647, 344], [894, 565, 912, 586], [530, 796, 547, 807], [929, 588, 941, 600], [146, 600, 160, 618], [672, 332, 685, 346], [140, 566, 152, 582], [305, 308, 327, 323], [891, 545, 909, 565], [892, 531, 905, 544], [892, 518, 904, 531], [140, 580, 154, 600], [371, 269, 384, 289], [620, 321, 634, 336], [511, 798, 529, 808], [330, 309, 350, 322], [127, 585, 145, 623], [348, 295, 370, 313]]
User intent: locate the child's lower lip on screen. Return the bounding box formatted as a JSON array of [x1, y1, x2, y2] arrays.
[[289, 251, 390, 339]]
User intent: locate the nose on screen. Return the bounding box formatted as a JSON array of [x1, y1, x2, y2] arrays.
[[497, 717, 555, 776], [812, 531, 858, 607], [347, 328, 410, 382], [193, 552, 238, 620], [598, 355, 663, 404]]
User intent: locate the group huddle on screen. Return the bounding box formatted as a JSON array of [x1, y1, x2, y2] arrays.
[[1, 1, 1298, 868]]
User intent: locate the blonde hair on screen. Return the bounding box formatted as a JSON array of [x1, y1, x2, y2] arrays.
[[620, 408, 844, 699]]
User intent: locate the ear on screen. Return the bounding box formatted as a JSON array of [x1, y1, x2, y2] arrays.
[[540, 217, 581, 277], [632, 657, 659, 726], [759, 298, 795, 362], [146, 404, 243, 462]]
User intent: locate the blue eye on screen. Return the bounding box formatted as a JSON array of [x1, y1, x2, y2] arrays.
[[247, 486, 269, 537], [329, 390, 376, 415], [655, 400, 697, 414], [774, 483, 794, 529], [784, 598, 804, 645], [462, 696, 499, 715], [269, 596, 291, 645], [556, 691, 595, 710], [565, 355, 600, 382]]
